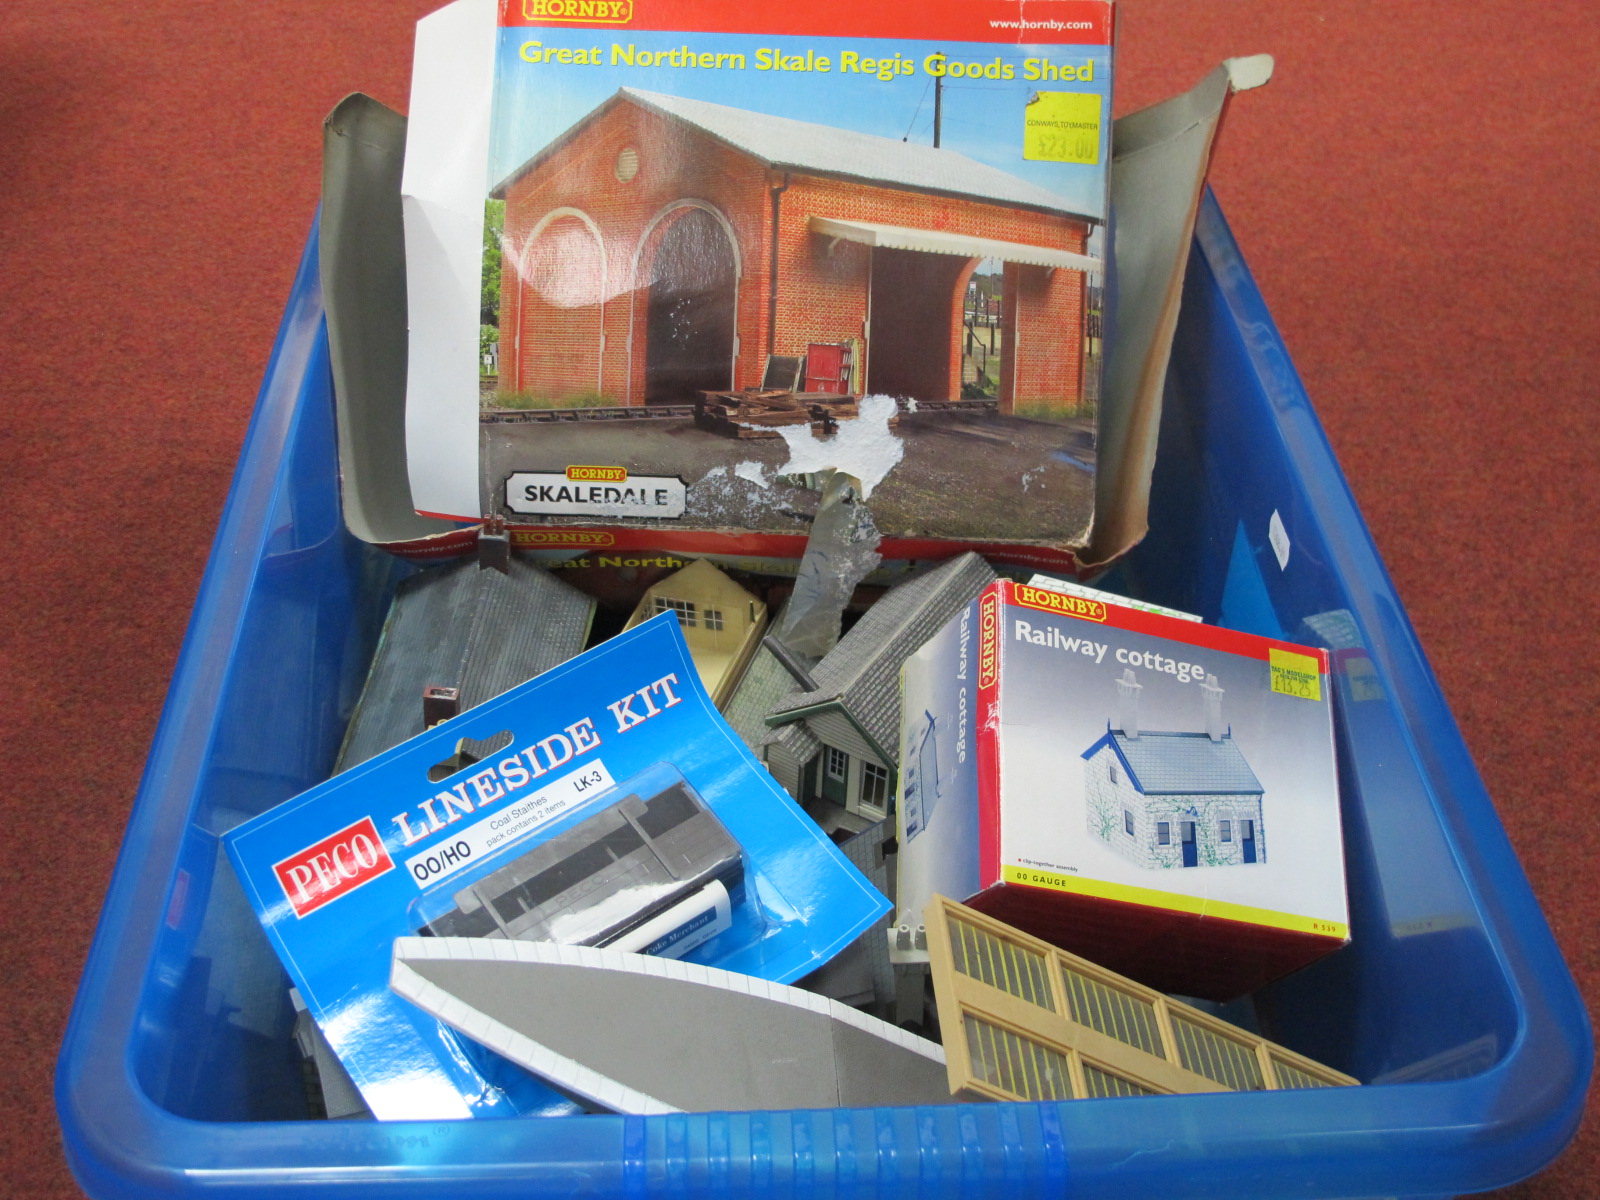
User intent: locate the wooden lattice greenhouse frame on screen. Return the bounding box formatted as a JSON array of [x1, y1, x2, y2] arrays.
[[924, 895, 1360, 1102]]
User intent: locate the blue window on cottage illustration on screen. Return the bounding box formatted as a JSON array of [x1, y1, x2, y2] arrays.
[[1123, 809, 1134, 837], [1156, 821, 1171, 846], [1109, 762, 1119, 784], [1219, 819, 1233, 843]]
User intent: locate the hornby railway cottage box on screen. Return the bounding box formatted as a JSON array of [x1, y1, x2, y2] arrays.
[[896, 580, 1348, 1000], [403, 0, 1121, 570]]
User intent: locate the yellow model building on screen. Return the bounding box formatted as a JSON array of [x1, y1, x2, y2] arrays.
[[623, 559, 768, 709]]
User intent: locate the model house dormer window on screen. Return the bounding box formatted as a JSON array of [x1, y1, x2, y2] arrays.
[[1123, 809, 1134, 837], [825, 746, 848, 781], [615, 146, 639, 182], [652, 596, 696, 626]]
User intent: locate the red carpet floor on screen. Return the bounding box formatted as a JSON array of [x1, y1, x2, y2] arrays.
[[3, 1, 1594, 1196]]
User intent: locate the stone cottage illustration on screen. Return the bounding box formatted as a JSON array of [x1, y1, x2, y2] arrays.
[[491, 87, 1100, 411], [1081, 670, 1265, 869]]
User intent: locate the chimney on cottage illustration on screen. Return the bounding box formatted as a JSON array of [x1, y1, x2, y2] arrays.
[[1201, 674, 1226, 741], [1115, 668, 1142, 739]]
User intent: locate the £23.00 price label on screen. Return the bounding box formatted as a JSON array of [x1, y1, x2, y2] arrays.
[[1023, 91, 1102, 164]]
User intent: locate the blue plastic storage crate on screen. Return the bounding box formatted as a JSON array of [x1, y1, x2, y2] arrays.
[[56, 193, 1591, 1199]]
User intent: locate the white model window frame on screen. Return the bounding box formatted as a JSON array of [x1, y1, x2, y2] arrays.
[[858, 761, 890, 816]]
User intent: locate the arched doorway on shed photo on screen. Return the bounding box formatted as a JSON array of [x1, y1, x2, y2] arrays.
[[642, 206, 739, 404]]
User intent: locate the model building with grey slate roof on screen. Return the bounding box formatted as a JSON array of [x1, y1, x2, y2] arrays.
[[760, 552, 996, 834], [334, 558, 595, 772], [1081, 670, 1266, 870], [721, 605, 801, 756]]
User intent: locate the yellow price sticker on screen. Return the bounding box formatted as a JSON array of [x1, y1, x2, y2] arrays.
[[1270, 648, 1323, 701], [1023, 91, 1102, 164]]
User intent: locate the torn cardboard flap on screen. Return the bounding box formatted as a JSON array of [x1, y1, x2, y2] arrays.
[[321, 93, 475, 556], [1087, 54, 1274, 566]]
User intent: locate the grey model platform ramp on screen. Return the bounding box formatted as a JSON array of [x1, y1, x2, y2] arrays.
[[390, 938, 954, 1114], [335, 557, 595, 771]]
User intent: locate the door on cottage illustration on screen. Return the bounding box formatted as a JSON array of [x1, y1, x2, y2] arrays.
[[1180, 820, 1198, 868], [1240, 819, 1257, 864], [644, 207, 737, 403]]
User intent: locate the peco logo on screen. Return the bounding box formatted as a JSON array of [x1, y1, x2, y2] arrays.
[[273, 817, 394, 918], [524, 0, 633, 22]]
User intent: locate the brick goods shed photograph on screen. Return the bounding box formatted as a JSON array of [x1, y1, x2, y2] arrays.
[[490, 87, 1102, 414]]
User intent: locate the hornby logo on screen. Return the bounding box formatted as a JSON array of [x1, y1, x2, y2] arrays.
[[273, 817, 393, 918], [566, 465, 628, 483], [1014, 584, 1107, 623], [512, 529, 616, 547], [524, 0, 633, 22], [978, 592, 999, 689]]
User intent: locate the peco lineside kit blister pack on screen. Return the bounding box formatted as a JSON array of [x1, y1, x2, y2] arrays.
[[223, 616, 890, 1120], [404, 0, 1122, 571]]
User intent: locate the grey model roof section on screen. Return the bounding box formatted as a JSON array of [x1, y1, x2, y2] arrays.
[[1110, 730, 1264, 796], [335, 558, 595, 772], [722, 602, 800, 754], [761, 716, 822, 764], [766, 553, 996, 760]]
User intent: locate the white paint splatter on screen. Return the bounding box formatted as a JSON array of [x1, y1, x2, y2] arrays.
[[734, 460, 769, 488], [773, 394, 905, 499]]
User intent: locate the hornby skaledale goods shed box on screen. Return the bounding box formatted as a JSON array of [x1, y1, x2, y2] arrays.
[[55, 195, 1591, 1200]]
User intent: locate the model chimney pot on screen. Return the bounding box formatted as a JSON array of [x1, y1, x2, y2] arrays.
[[1201, 674, 1225, 742], [1115, 668, 1141, 738]]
